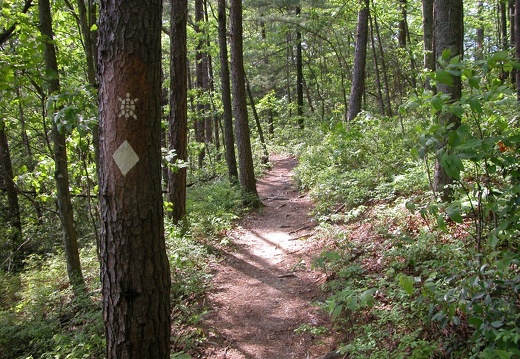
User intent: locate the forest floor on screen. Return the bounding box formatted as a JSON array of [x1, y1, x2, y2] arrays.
[[201, 154, 341, 359]]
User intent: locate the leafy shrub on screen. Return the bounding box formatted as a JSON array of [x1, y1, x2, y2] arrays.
[[186, 178, 243, 238], [0, 247, 104, 359], [295, 115, 427, 216]]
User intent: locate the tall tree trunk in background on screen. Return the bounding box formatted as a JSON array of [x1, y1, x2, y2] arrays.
[[372, 8, 392, 116], [74, 0, 99, 244], [296, 5, 304, 129], [422, 0, 434, 89], [39, 0, 86, 296], [98, 0, 171, 356], [498, 0, 509, 80], [230, 0, 260, 204], [246, 78, 269, 164], [0, 121, 23, 271], [168, 0, 188, 223], [286, 31, 293, 118], [476, 1, 484, 60], [398, 0, 407, 48], [203, 0, 213, 145], [218, 0, 239, 183], [347, 0, 369, 121], [397, 0, 417, 89], [433, 0, 463, 200], [516, 0, 520, 99], [369, 13, 385, 115], [195, 0, 206, 167], [76, 0, 99, 167], [510, 0, 516, 86]]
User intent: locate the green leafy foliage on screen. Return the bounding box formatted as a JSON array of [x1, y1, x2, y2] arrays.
[[296, 115, 428, 218]]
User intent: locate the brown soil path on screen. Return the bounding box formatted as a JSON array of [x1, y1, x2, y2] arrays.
[[201, 155, 338, 359]]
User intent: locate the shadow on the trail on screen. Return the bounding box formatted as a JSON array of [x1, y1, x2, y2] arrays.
[[201, 155, 331, 359]]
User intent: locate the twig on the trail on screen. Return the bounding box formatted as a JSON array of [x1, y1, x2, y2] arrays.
[[288, 223, 316, 234], [277, 273, 297, 278], [276, 203, 287, 209], [266, 196, 290, 201], [289, 230, 317, 241], [334, 203, 346, 214]]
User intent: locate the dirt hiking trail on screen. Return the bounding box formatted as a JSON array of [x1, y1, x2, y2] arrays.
[[202, 155, 340, 359]]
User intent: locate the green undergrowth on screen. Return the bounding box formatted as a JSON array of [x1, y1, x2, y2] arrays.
[[295, 115, 429, 217], [0, 178, 245, 359], [311, 199, 519, 358], [295, 53, 520, 358]]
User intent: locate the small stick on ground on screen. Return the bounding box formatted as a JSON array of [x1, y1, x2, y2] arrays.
[[289, 223, 316, 235], [289, 230, 317, 241]]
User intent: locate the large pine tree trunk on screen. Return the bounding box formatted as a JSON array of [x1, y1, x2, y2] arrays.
[[39, 0, 86, 296], [433, 0, 463, 200], [230, 0, 260, 204], [218, 0, 239, 183], [98, 0, 171, 357], [168, 0, 188, 223], [347, 0, 369, 121]]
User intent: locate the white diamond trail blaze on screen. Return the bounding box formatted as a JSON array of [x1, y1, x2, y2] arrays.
[[113, 140, 139, 176]]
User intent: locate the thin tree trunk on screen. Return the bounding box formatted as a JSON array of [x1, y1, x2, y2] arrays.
[[168, 0, 188, 223], [195, 0, 206, 167], [230, 0, 260, 205], [516, 0, 520, 99], [286, 31, 293, 119], [398, 0, 407, 48], [422, 0, 434, 89], [203, 0, 213, 145], [372, 5, 392, 116], [218, 0, 239, 183], [246, 78, 269, 164], [0, 121, 23, 271], [74, 0, 99, 244], [98, 0, 171, 356], [476, 1, 485, 60], [347, 0, 370, 121], [296, 5, 304, 129], [500, 0, 508, 52], [369, 12, 385, 115], [39, 0, 86, 296], [510, 0, 516, 85]]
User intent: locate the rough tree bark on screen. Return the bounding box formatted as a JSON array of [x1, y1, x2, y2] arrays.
[[98, 0, 171, 357], [39, 0, 86, 296], [230, 0, 261, 204], [218, 0, 239, 183], [167, 0, 188, 223], [347, 0, 370, 121]]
